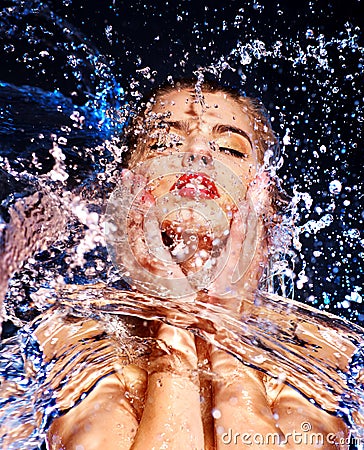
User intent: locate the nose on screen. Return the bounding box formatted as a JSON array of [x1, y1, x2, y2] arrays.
[[182, 137, 214, 168]]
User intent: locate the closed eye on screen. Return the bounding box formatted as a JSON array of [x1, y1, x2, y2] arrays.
[[219, 146, 248, 158], [150, 141, 183, 152], [150, 143, 166, 151]]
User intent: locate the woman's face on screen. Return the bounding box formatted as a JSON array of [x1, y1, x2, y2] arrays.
[[130, 87, 262, 241], [136, 87, 259, 199]]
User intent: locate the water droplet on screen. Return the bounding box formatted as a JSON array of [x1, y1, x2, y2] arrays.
[[344, 229, 360, 239], [329, 180, 342, 195], [212, 408, 222, 419]]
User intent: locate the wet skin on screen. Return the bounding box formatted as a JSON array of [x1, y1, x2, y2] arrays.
[[133, 88, 260, 228], [46, 88, 348, 450]]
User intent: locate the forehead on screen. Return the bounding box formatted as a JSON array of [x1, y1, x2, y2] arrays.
[[149, 88, 252, 131]]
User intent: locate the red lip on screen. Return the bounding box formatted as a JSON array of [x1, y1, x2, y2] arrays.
[[170, 173, 220, 199]]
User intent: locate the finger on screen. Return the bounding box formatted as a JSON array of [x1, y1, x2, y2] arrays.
[[205, 222, 243, 300], [144, 206, 174, 264], [213, 203, 248, 283], [240, 219, 267, 289], [128, 200, 192, 285], [124, 187, 174, 267], [230, 202, 259, 284], [121, 169, 151, 215]]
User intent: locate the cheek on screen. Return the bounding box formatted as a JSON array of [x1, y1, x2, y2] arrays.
[[217, 152, 257, 177], [238, 162, 258, 191], [225, 160, 257, 189], [216, 196, 237, 216], [246, 165, 257, 183]]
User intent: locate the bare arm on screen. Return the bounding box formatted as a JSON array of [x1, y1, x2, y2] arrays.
[[210, 347, 293, 450], [131, 324, 204, 450], [47, 370, 144, 450]]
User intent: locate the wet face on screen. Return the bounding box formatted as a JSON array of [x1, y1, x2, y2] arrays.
[[130, 87, 263, 253], [134, 87, 259, 202]]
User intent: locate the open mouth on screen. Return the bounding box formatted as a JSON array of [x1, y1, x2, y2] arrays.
[[170, 173, 220, 199]]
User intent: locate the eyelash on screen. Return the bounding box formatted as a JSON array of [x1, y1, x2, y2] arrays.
[[219, 147, 248, 158], [150, 143, 164, 150], [150, 142, 183, 151], [149, 142, 247, 158]]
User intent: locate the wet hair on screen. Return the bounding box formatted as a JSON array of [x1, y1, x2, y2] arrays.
[[123, 78, 280, 169]]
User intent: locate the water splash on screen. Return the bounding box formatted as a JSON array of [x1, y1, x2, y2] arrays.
[[1, 286, 363, 449]]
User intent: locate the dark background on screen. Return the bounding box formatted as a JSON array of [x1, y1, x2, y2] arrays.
[[0, 0, 363, 323]]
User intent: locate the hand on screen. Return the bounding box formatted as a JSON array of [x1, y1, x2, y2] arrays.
[[107, 169, 196, 299], [207, 173, 271, 311]]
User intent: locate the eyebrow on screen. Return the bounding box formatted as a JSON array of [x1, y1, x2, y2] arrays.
[[163, 120, 253, 149], [163, 120, 190, 134]]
